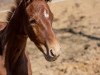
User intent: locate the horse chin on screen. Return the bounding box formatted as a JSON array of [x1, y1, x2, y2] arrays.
[[44, 54, 59, 62]]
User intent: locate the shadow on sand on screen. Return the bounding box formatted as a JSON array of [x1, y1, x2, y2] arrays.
[[54, 28, 100, 41]]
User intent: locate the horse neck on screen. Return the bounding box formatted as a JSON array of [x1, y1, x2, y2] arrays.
[[4, 3, 28, 72]]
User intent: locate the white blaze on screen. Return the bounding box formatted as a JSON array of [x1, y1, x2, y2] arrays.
[[44, 10, 49, 18]]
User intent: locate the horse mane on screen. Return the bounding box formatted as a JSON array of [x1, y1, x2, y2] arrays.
[[7, 0, 26, 22], [6, 7, 15, 22], [4, 0, 29, 72]]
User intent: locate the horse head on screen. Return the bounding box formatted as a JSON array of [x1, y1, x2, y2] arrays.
[[23, 0, 61, 61]]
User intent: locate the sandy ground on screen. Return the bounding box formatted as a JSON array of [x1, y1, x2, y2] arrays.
[[0, 0, 100, 75]]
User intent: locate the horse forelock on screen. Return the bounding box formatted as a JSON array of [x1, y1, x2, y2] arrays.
[[6, 7, 16, 22], [6, 0, 27, 22], [6, 0, 51, 22]]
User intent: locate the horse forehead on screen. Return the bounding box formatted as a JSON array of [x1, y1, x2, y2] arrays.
[[43, 9, 49, 18], [35, 4, 50, 18]]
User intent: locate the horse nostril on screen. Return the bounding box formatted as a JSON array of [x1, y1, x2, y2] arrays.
[[50, 49, 60, 57], [50, 49, 55, 57]]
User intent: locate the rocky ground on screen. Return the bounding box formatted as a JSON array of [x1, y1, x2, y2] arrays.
[[0, 0, 100, 75]]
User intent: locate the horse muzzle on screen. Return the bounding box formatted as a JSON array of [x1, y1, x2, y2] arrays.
[[44, 49, 60, 62], [34, 40, 61, 62], [43, 41, 61, 62]]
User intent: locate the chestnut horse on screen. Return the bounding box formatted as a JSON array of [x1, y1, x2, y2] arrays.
[[0, 0, 60, 75]]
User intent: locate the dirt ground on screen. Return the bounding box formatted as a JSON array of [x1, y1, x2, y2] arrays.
[[0, 0, 100, 75]]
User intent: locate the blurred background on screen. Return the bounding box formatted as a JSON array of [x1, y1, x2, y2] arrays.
[[0, 0, 100, 75]]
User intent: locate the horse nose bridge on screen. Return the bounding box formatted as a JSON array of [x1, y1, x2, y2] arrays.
[[44, 41, 60, 62], [45, 29, 56, 42]]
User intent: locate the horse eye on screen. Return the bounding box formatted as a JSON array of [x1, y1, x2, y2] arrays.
[[30, 19, 36, 24], [30, 19, 36, 26]]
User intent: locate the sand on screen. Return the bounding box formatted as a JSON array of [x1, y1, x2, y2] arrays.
[[0, 0, 100, 75]]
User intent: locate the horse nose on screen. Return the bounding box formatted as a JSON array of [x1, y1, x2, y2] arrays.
[[51, 42, 61, 57], [45, 43, 61, 62], [45, 50, 60, 62], [49, 49, 60, 58]]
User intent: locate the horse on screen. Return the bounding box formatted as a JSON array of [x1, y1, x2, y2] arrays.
[[0, 0, 60, 75]]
